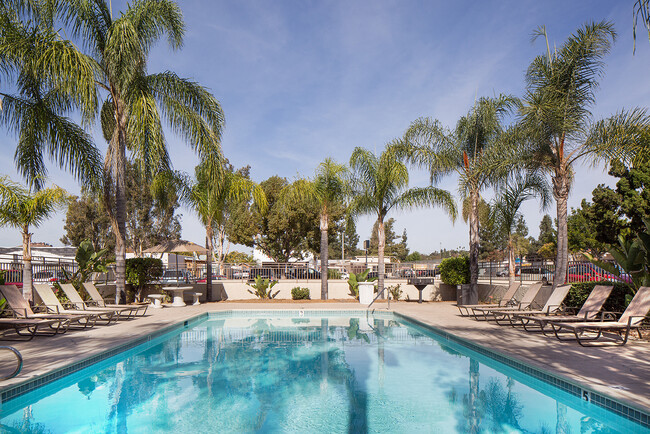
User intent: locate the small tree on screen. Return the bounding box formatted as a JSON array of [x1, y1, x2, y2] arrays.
[[62, 240, 112, 290], [0, 177, 68, 300], [125, 258, 163, 302]]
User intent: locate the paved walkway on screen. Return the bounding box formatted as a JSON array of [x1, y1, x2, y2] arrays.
[[1, 300, 648, 414]]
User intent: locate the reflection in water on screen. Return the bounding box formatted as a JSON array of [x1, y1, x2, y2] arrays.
[[0, 316, 640, 433]]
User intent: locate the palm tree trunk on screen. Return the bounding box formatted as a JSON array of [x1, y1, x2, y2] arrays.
[[508, 234, 515, 287], [206, 225, 214, 301], [468, 190, 479, 304], [377, 215, 385, 299], [320, 210, 329, 300], [21, 227, 33, 302], [110, 102, 128, 305], [553, 172, 570, 289]]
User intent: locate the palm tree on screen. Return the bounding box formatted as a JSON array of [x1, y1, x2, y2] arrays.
[[491, 172, 550, 286], [284, 158, 349, 300], [40, 0, 225, 303], [349, 146, 456, 298], [0, 177, 68, 301], [633, 0, 650, 53], [0, 3, 102, 190], [182, 162, 266, 301], [518, 21, 650, 288], [401, 95, 518, 304]]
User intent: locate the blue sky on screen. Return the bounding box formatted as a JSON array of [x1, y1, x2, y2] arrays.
[[1, 0, 649, 254]]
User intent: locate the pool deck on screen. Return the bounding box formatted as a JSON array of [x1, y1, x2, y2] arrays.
[[1, 300, 649, 416]]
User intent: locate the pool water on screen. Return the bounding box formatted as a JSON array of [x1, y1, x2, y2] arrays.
[[0, 313, 647, 433]]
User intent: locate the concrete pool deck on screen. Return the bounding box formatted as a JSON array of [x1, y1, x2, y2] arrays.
[[1, 300, 649, 417]]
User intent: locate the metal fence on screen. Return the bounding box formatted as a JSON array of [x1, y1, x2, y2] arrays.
[[0, 254, 78, 286], [478, 259, 627, 285]]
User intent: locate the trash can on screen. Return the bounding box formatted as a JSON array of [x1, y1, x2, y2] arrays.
[[359, 282, 375, 305]]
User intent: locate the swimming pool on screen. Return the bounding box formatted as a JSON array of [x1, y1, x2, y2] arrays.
[[1, 311, 648, 433]]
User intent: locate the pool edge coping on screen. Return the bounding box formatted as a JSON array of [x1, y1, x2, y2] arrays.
[[0, 308, 648, 430]]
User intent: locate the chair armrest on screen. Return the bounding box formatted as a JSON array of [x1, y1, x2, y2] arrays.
[[627, 315, 647, 327], [545, 304, 562, 314], [41, 304, 61, 314]]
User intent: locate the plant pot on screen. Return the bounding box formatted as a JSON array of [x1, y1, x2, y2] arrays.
[[358, 282, 375, 305]]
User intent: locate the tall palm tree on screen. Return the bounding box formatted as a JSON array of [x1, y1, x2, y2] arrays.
[[182, 162, 266, 301], [401, 95, 518, 304], [285, 158, 349, 300], [45, 0, 225, 303], [0, 176, 68, 301], [491, 172, 550, 286], [519, 21, 650, 288], [349, 146, 456, 298], [0, 3, 102, 190]]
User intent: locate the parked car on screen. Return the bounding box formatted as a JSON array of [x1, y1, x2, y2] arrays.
[[249, 267, 280, 280], [515, 266, 554, 285], [416, 269, 435, 277], [565, 263, 627, 283], [231, 269, 250, 279], [161, 269, 194, 284], [495, 268, 509, 277], [197, 272, 225, 283], [286, 267, 320, 280], [33, 270, 59, 286]]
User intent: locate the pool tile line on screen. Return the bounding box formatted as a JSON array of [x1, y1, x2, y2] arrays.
[[394, 312, 650, 430]]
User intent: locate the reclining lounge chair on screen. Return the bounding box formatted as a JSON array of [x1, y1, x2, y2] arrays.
[[33, 284, 116, 326], [83, 283, 148, 317], [470, 282, 544, 321], [0, 317, 69, 341], [488, 284, 573, 326], [0, 284, 96, 330], [60, 283, 139, 320], [515, 284, 614, 333], [548, 286, 650, 346], [455, 282, 521, 317]]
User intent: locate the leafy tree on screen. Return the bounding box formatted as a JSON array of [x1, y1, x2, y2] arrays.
[[588, 184, 627, 245], [369, 218, 409, 260], [284, 159, 349, 299], [0, 177, 68, 300], [125, 257, 162, 302], [329, 216, 361, 259], [27, 0, 225, 304], [402, 95, 517, 303], [349, 146, 456, 297], [567, 200, 610, 258], [254, 176, 320, 262], [61, 191, 114, 252], [181, 160, 265, 300], [0, 2, 102, 191], [538, 214, 556, 245], [607, 159, 650, 234], [405, 251, 422, 262], [491, 172, 550, 285], [633, 0, 650, 53], [518, 21, 650, 288], [125, 162, 182, 255], [224, 251, 255, 264]]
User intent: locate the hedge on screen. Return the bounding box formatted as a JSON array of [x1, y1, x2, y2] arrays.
[[439, 256, 470, 285], [565, 281, 635, 313], [291, 287, 310, 300]]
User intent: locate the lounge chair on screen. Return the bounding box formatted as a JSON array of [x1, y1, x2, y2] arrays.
[[455, 282, 521, 317], [33, 284, 116, 325], [470, 282, 544, 320], [82, 282, 148, 317], [0, 318, 69, 341], [486, 284, 573, 326], [548, 286, 650, 346], [0, 284, 96, 330], [60, 283, 139, 320], [515, 284, 614, 333]]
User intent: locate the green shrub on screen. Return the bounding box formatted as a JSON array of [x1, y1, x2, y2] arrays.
[[328, 269, 341, 279], [347, 270, 377, 299], [565, 281, 635, 313], [0, 270, 4, 285], [439, 256, 470, 285], [291, 287, 310, 300], [388, 284, 402, 301], [126, 258, 163, 302], [247, 276, 279, 299]]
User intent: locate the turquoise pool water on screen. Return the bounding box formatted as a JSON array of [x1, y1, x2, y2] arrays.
[[1, 312, 647, 433]]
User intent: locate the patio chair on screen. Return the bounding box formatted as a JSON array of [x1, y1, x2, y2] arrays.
[[455, 282, 521, 316], [33, 284, 116, 326], [0, 284, 96, 330], [487, 284, 573, 326], [470, 282, 544, 321], [515, 284, 614, 333], [0, 318, 70, 341], [83, 283, 148, 317], [548, 286, 650, 346], [60, 283, 139, 320]]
